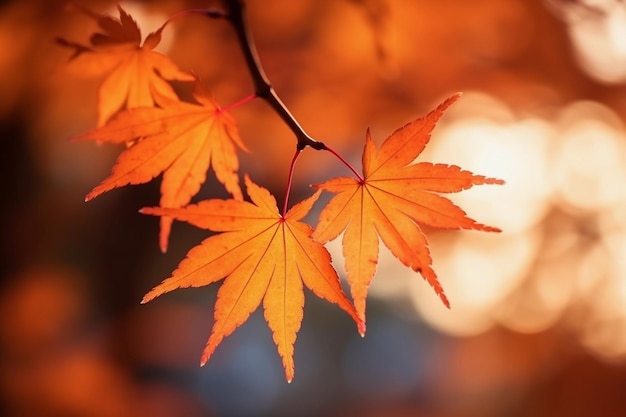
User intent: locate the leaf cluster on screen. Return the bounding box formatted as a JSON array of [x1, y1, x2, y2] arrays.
[[59, 2, 503, 382]]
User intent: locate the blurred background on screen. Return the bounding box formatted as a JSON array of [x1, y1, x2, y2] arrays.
[[2, 0, 626, 416]]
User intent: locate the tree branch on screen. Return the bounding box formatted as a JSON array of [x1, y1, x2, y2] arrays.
[[220, 0, 326, 151]]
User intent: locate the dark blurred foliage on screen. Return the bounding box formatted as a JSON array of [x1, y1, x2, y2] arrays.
[[1, 0, 626, 416]]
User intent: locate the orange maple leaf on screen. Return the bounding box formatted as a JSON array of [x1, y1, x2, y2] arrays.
[[58, 4, 193, 126], [313, 93, 504, 321], [140, 175, 364, 382], [74, 82, 247, 252]]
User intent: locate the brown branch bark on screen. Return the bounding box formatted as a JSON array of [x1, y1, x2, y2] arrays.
[[218, 0, 326, 151]]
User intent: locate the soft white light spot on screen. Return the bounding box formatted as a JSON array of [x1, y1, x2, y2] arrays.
[[552, 117, 626, 212], [408, 230, 538, 336], [429, 115, 554, 233]]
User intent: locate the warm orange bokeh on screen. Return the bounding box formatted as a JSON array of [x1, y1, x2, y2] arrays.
[[2, 0, 626, 416]]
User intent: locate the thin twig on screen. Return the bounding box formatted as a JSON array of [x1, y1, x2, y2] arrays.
[[283, 148, 302, 216]]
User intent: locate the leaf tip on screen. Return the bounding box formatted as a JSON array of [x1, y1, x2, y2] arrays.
[[84, 192, 98, 202], [436, 92, 463, 114], [358, 321, 366, 337], [473, 223, 502, 233], [441, 293, 451, 309], [159, 233, 169, 253], [284, 366, 295, 383], [200, 349, 211, 367], [200, 347, 213, 368], [243, 173, 253, 188], [85, 184, 109, 202], [138, 207, 156, 215], [140, 292, 154, 304]]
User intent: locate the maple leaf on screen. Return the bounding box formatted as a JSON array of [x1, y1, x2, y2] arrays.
[[313, 93, 504, 321], [140, 175, 363, 382], [74, 82, 247, 252], [58, 4, 193, 126]]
